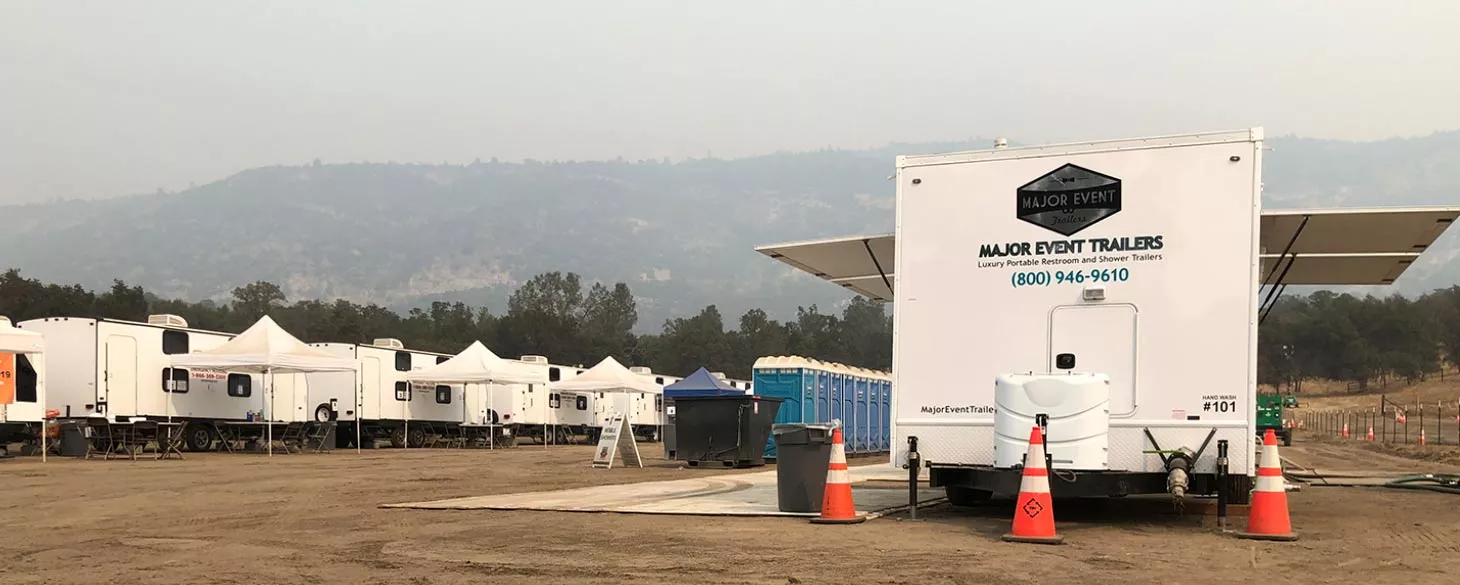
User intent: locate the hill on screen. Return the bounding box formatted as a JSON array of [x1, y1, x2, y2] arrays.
[[3, 133, 1460, 328]]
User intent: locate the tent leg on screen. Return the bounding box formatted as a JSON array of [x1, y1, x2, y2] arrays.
[[267, 370, 273, 458]]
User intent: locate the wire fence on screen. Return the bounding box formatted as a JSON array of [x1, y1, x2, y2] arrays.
[[1300, 396, 1460, 446]]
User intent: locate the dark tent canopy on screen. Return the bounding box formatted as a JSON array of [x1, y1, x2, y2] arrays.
[[664, 367, 745, 398]]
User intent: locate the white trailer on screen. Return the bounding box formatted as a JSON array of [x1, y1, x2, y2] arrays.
[[758, 128, 1460, 505], [18, 315, 309, 452], [0, 317, 46, 451], [304, 339, 461, 448]]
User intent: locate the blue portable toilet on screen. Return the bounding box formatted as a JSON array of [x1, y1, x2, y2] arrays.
[[879, 377, 892, 450], [815, 371, 829, 423], [861, 374, 874, 452], [754, 356, 839, 458], [864, 373, 876, 452]]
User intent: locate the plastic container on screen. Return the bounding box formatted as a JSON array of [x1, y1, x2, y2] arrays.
[[772, 423, 836, 512]]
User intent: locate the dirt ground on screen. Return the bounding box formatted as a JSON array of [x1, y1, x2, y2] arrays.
[[3, 437, 1459, 585]]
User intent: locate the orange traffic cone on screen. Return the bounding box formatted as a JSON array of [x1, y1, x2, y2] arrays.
[[1237, 429, 1298, 541], [1002, 426, 1063, 545], [1419, 428, 1426, 446], [1366, 424, 1374, 441], [1341, 421, 1349, 439], [810, 427, 865, 524]]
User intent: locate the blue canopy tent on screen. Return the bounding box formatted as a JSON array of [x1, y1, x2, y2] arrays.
[[664, 368, 746, 398]]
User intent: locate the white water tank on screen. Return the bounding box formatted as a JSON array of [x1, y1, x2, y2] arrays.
[[994, 373, 1110, 470]]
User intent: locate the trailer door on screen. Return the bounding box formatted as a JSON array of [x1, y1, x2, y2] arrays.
[[104, 336, 138, 416], [360, 356, 380, 420], [1049, 304, 1138, 416]]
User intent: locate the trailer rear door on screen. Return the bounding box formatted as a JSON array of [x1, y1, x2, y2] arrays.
[[1049, 304, 1138, 416]]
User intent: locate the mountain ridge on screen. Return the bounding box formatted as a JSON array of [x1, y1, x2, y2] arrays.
[[3, 134, 1459, 329]]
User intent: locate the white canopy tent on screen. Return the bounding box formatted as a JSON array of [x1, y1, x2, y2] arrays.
[[405, 341, 542, 385], [405, 341, 547, 449], [551, 356, 662, 438], [169, 315, 358, 455], [0, 317, 47, 462], [550, 356, 661, 394]]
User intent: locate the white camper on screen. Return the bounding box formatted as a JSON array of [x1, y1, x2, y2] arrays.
[[0, 317, 46, 451], [305, 339, 461, 448], [18, 315, 308, 451], [758, 128, 1460, 505]]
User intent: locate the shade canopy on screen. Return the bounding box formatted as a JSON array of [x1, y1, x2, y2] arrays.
[[550, 356, 661, 394], [0, 317, 45, 354], [756, 233, 895, 301], [404, 341, 545, 384], [757, 206, 1460, 297], [663, 367, 745, 398], [168, 315, 358, 373]]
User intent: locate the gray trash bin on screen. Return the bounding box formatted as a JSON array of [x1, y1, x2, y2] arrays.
[[60, 422, 89, 457], [773, 423, 837, 513]]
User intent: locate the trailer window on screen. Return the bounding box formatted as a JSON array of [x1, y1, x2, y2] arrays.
[[548, 367, 561, 382], [15, 354, 38, 403], [162, 368, 189, 393], [435, 355, 449, 365], [227, 373, 252, 398], [394, 381, 410, 401], [435, 385, 451, 404], [575, 396, 587, 410], [394, 351, 412, 372], [161, 330, 189, 355], [655, 376, 664, 385], [549, 393, 561, 409]]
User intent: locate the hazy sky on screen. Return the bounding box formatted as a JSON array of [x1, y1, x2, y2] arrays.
[[4, 1, 1459, 203]]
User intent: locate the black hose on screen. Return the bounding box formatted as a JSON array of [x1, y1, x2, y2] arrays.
[[1385, 474, 1460, 496]]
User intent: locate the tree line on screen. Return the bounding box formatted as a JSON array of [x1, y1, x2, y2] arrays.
[[6, 267, 1456, 391], [0, 269, 892, 379], [1259, 287, 1460, 392]]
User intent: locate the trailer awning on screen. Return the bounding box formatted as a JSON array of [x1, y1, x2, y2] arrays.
[[756, 207, 1460, 300], [1259, 253, 1422, 285], [1259, 207, 1458, 255], [755, 233, 895, 301]]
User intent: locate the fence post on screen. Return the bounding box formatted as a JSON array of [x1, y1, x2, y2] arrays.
[[1380, 395, 1387, 443]]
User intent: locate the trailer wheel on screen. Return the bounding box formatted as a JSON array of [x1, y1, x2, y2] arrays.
[[314, 404, 336, 422], [184, 425, 215, 452], [389, 427, 407, 448], [945, 486, 994, 507], [406, 426, 427, 449]]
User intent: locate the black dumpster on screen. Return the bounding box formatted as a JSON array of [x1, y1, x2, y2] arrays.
[[673, 395, 782, 468], [772, 423, 836, 512]]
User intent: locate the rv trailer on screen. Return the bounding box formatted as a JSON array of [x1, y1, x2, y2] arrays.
[[305, 339, 462, 448], [757, 128, 1460, 506], [459, 354, 581, 445], [18, 315, 308, 452], [0, 317, 45, 450]]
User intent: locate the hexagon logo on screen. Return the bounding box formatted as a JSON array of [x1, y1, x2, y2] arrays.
[[1016, 163, 1122, 236]]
